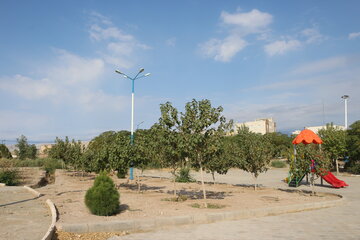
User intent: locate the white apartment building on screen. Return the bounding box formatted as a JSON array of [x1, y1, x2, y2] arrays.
[[292, 124, 345, 135], [234, 118, 276, 135]]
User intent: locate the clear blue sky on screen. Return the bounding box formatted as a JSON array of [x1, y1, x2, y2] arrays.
[[1, 0, 359, 142]]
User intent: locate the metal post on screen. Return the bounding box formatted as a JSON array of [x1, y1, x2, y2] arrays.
[[115, 68, 150, 181], [341, 95, 349, 129], [345, 98, 348, 129], [129, 79, 135, 180]]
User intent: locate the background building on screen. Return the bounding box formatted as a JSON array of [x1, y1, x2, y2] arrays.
[[235, 118, 276, 135], [292, 124, 345, 135]]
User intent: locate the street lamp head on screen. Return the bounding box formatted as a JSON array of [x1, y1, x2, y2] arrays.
[[139, 68, 144, 73], [144, 73, 151, 77], [341, 95, 349, 99], [115, 70, 123, 74]]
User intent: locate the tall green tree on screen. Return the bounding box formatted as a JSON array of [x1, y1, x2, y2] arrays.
[[180, 99, 232, 204], [15, 135, 37, 160], [234, 127, 273, 190], [0, 144, 12, 159], [47, 137, 84, 169], [264, 132, 292, 158], [153, 102, 187, 195], [318, 123, 347, 168], [347, 120, 360, 164], [84, 130, 151, 185]]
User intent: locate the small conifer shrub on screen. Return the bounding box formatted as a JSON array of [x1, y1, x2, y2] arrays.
[[85, 172, 120, 216]]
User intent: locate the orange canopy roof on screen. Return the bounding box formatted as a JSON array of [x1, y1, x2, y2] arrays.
[[292, 129, 323, 145]]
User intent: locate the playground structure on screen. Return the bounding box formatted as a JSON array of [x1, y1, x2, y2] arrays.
[[288, 129, 348, 188]]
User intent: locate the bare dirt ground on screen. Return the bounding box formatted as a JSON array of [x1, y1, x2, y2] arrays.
[[38, 170, 339, 225], [32, 169, 340, 240]]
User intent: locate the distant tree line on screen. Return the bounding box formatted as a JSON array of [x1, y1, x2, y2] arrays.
[[3, 99, 360, 183]]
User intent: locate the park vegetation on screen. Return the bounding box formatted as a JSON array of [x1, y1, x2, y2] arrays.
[[85, 171, 120, 216], [1, 99, 359, 194]]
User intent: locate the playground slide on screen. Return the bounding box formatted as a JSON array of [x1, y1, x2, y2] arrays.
[[321, 171, 348, 188]]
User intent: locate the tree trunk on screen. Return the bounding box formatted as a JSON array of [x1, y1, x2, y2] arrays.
[[253, 175, 257, 191], [336, 159, 339, 176], [212, 171, 216, 185], [135, 168, 141, 194], [199, 163, 207, 208], [172, 169, 177, 196], [310, 172, 315, 195]]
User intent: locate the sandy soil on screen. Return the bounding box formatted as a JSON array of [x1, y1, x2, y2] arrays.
[[37, 169, 339, 227]]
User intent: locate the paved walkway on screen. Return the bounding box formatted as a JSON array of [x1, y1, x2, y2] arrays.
[[0, 186, 51, 240], [111, 168, 360, 240]]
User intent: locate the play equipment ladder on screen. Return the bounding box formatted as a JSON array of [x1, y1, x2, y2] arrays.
[[288, 172, 305, 187]]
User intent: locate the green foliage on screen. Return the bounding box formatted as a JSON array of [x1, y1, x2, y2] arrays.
[[0, 144, 12, 159], [205, 135, 235, 179], [83, 130, 151, 175], [271, 160, 287, 168], [15, 135, 37, 160], [0, 157, 63, 169], [85, 172, 120, 216], [180, 99, 232, 169], [155, 102, 186, 173], [347, 120, 360, 164], [234, 127, 273, 179], [0, 169, 19, 186], [290, 144, 331, 177], [43, 158, 62, 174], [347, 162, 360, 174], [0, 159, 20, 186], [264, 132, 292, 158], [47, 137, 84, 170], [175, 167, 195, 182], [318, 123, 347, 165]]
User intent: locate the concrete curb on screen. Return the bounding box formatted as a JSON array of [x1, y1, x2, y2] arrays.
[[41, 199, 57, 240], [23, 185, 42, 198], [22, 186, 57, 240], [57, 194, 344, 234]]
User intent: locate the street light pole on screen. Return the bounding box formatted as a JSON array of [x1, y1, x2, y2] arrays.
[[341, 95, 349, 129], [115, 68, 150, 180]]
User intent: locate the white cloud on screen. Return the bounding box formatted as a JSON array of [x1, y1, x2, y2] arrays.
[[89, 11, 150, 69], [220, 9, 273, 33], [290, 56, 347, 76], [90, 24, 134, 42], [301, 28, 325, 44], [349, 32, 360, 40], [232, 55, 360, 131], [264, 39, 301, 56], [0, 75, 57, 100], [0, 111, 50, 139], [166, 37, 176, 47], [200, 35, 247, 62], [0, 50, 111, 110], [47, 50, 104, 85], [200, 9, 272, 62]]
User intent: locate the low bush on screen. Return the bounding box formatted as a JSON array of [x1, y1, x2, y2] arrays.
[[161, 195, 188, 202], [85, 172, 120, 216], [175, 167, 195, 182], [347, 162, 360, 174], [0, 169, 19, 186], [116, 168, 127, 179], [43, 158, 62, 174], [271, 160, 287, 168]]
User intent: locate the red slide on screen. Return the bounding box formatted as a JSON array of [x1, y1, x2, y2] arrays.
[[321, 171, 348, 188]]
